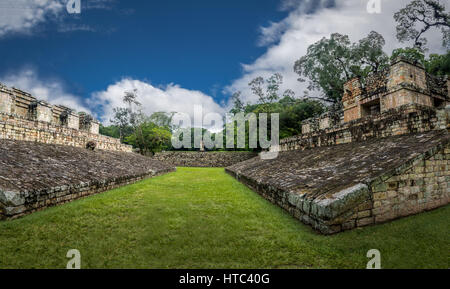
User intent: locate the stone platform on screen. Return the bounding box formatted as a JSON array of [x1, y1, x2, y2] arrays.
[[226, 130, 449, 234], [0, 140, 175, 219]]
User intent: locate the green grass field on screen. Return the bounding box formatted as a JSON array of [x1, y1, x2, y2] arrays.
[[0, 167, 448, 269]]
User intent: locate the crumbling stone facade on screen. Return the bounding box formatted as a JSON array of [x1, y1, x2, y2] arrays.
[[278, 104, 448, 152], [227, 59, 449, 234], [342, 58, 448, 123], [0, 83, 131, 152], [153, 151, 258, 167]]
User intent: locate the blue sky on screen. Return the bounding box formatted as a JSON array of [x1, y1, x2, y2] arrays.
[[0, 0, 446, 124], [0, 0, 288, 117]]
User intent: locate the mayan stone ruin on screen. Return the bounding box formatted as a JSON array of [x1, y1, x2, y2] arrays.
[[0, 83, 175, 219], [226, 58, 450, 234], [0, 57, 449, 234], [153, 151, 258, 167], [0, 83, 132, 152]]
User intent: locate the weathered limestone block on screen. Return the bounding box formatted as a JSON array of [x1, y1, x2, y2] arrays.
[[381, 89, 432, 111], [90, 120, 100, 135], [343, 78, 363, 122], [78, 112, 99, 134], [36, 101, 53, 123], [153, 151, 258, 167], [67, 112, 80, 130], [319, 116, 330, 130], [387, 58, 427, 92], [302, 122, 311, 134], [0, 87, 13, 114]]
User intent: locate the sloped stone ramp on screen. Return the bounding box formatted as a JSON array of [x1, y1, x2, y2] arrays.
[[0, 139, 175, 219], [226, 130, 450, 234]]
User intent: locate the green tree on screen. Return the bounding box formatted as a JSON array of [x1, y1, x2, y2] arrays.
[[294, 32, 388, 104], [224, 89, 325, 150], [110, 107, 131, 141], [248, 73, 293, 113], [125, 121, 172, 155], [390, 48, 450, 76], [278, 98, 325, 138], [99, 124, 121, 139], [351, 31, 390, 76], [425, 51, 450, 75], [391, 47, 426, 64], [230, 91, 245, 114], [394, 0, 450, 50]]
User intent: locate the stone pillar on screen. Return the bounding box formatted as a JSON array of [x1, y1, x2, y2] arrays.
[[0, 86, 14, 115], [302, 118, 320, 134], [383, 58, 432, 111], [302, 122, 311, 134], [67, 112, 80, 130], [36, 101, 53, 123], [79, 112, 90, 131], [319, 115, 331, 130], [342, 78, 363, 122], [79, 112, 100, 134], [200, 140, 205, 152], [89, 120, 100, 135], [387, 58, 427, 90]]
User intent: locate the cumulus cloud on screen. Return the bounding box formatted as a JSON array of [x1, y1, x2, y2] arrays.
[[0, 69, 91, 113], [225, 0, 447, 106], [0, 0, 64, 37], [0, 0, 117, 38], [0, 70, 226, 128], [88, 78, 226, 127]]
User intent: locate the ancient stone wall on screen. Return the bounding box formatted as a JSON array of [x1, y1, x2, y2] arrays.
[[340, 59, 449, 123], [277, 104, 449, 152], [368, 144, 449, 226], [0, 83, 100, 132], [0, 82, 129, 152], [0, 112, 132, 152], [332, 141, 450, 231], [153, 151, 258, 167]]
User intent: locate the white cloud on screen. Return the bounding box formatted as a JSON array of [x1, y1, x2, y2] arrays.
[[0, 70, 226, 128], [0, 0, 65, 37], [0, 0, 117, 38], [225, 0, 447, 106], [88, 78, 226, 127], [0, 69, 91, 113]]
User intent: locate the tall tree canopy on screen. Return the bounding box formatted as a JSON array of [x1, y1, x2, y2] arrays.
[[394, 0, 450, 50], [425, 51, 450, 75], [294, 31, 389, 103], [247, 73, 296, 113], [106, 90, 173, 155]]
